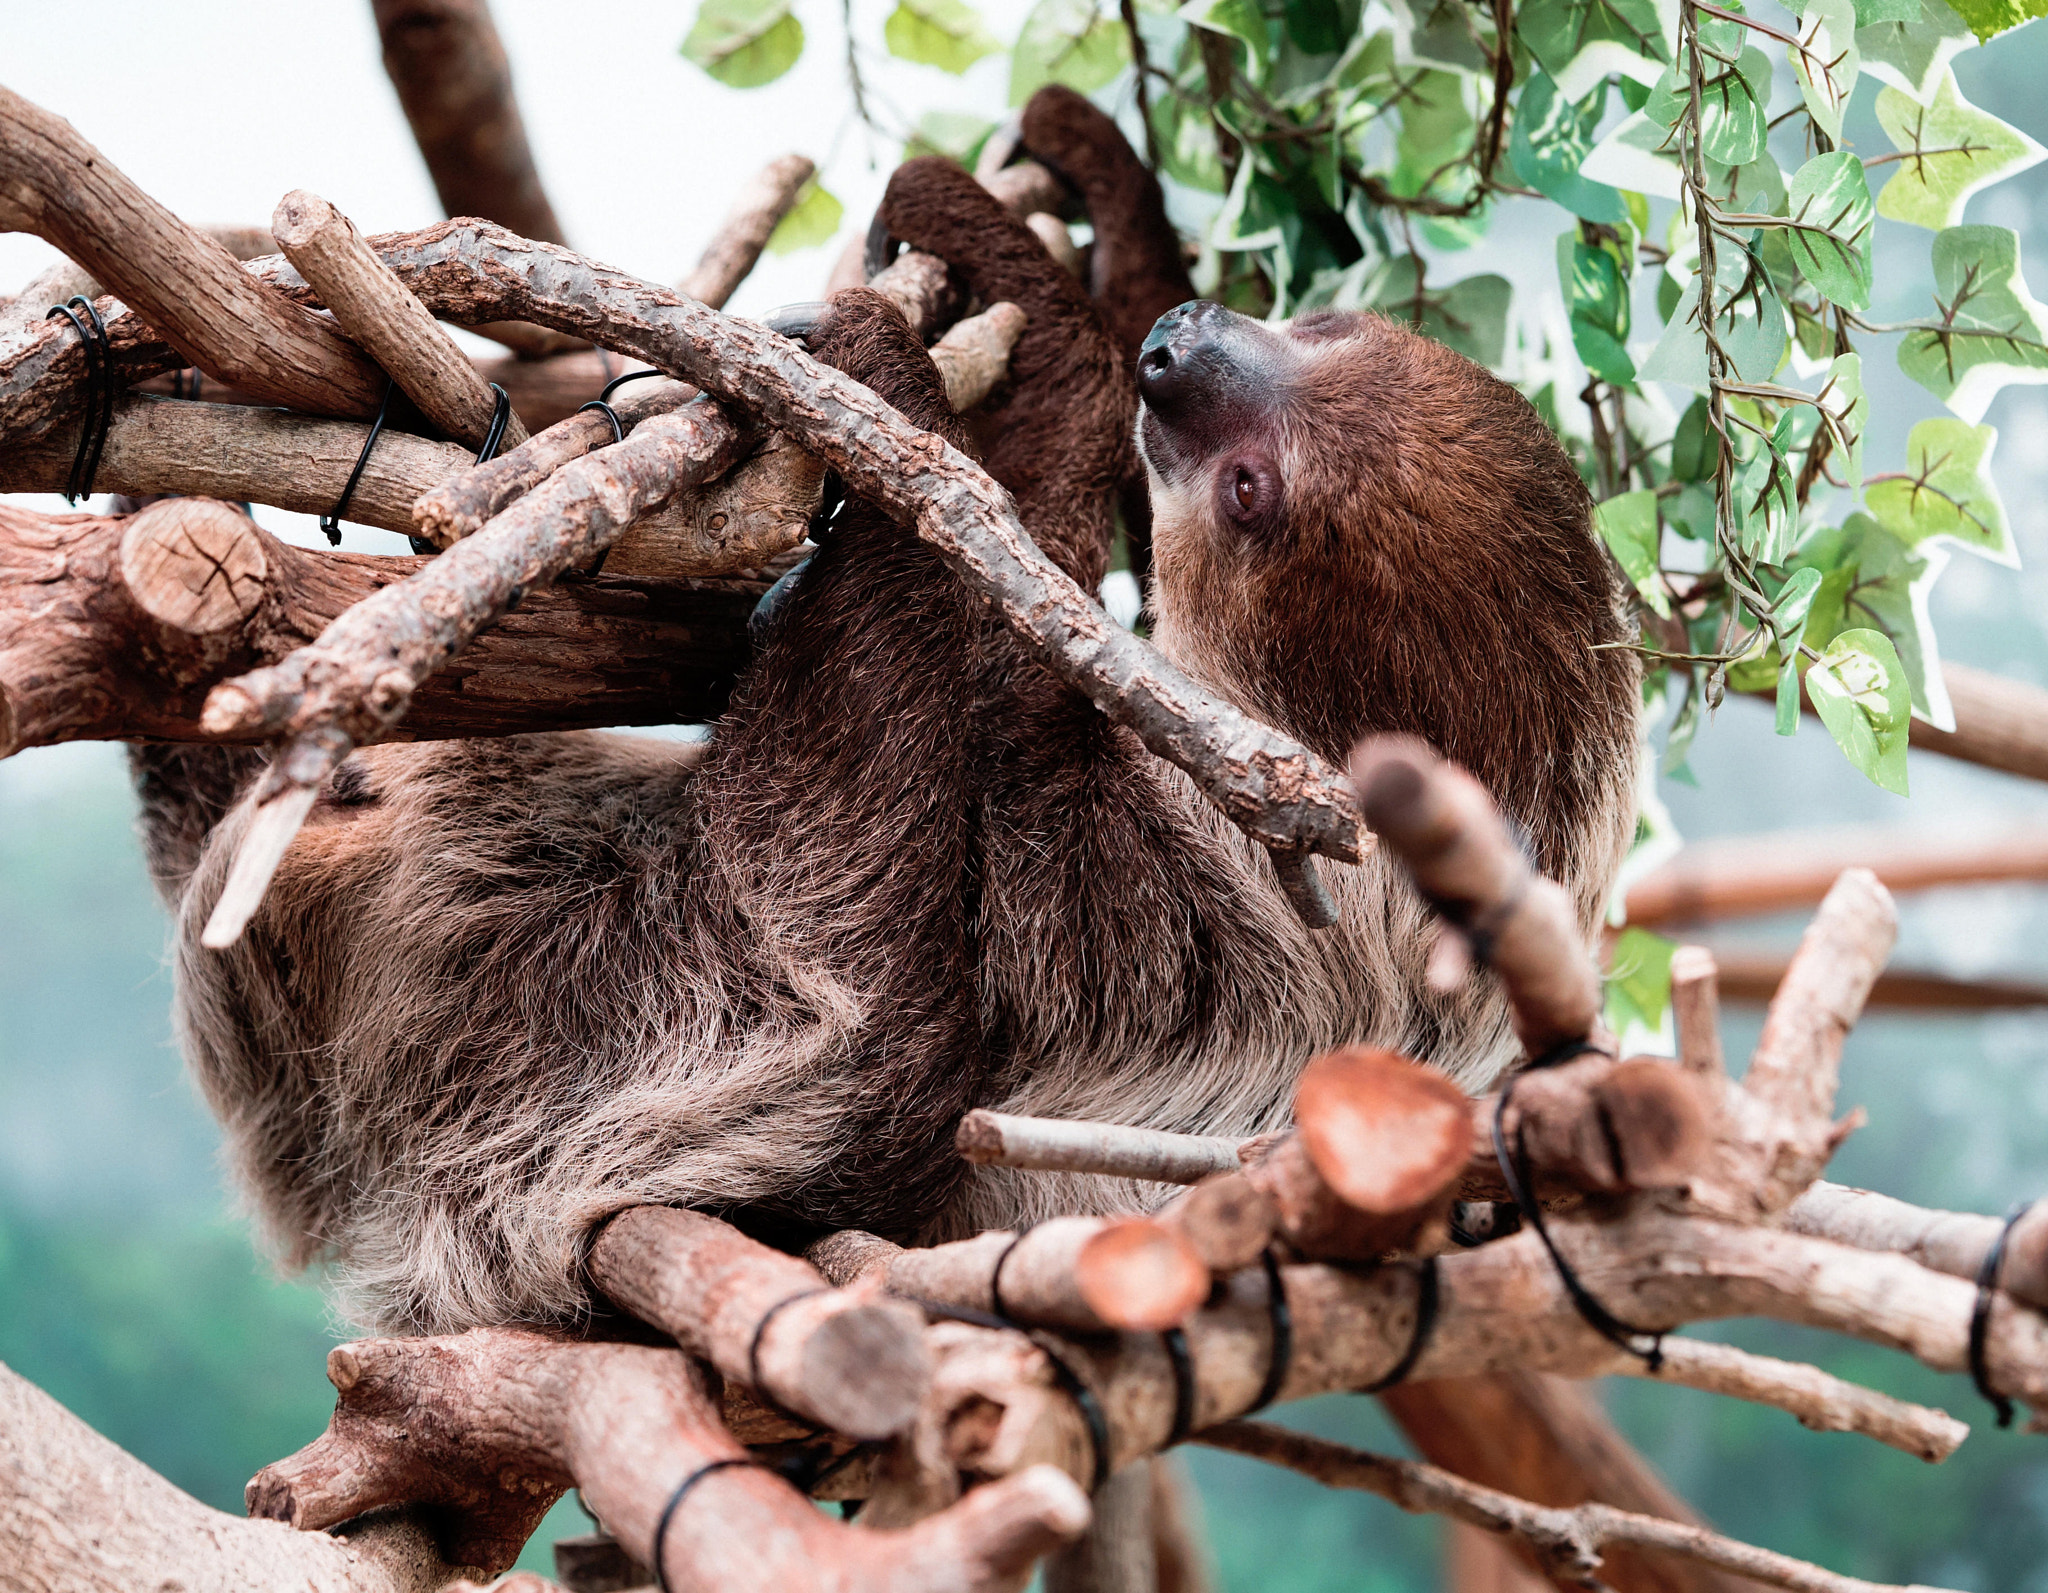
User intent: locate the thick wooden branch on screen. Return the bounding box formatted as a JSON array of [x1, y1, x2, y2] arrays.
[[886, 1217, 1210, 1333], [1709, 951, 2048, 1011], [0, 1359, 466, 1593], [1625, 824, 2048, 928], [1670, 946, 1725, 1079], [0, 84, 383, 416], [1461, 1054, 1719, 1203], [274, 189, 529, 450], [371, 0, 566, 246], [249, 1327, 1089, 1586], [0, 499, 760, 756], [1197, 1423, 1954, 1593], [682, 155, 817, 307], [1, 394, 473, 532], [1908, 662, 2048, 784], [955, 1110, 1242, 1185], [1350, 736, 1598, 1054], [0, 222, 276, 335], [1788, 1181, 2048, 1313], [587, 1205, 931, 1440]]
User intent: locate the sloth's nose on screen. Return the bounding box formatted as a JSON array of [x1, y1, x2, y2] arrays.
[[1137, 300, 1225, 416]]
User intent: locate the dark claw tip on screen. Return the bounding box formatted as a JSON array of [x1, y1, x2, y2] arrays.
[[764, 302, 830, 342], [864, 210, 903, 282]]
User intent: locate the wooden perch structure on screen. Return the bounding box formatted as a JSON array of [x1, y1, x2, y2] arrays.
[[682, 154, 817, 307], [956, 1110, 1242, 1185]]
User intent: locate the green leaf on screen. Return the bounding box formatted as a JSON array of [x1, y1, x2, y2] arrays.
[[681, 0, 806, 87], [1013, 0, 1131, 104], [1864, 416, 2015, 563], [1896, 225, 2048, 423], [1793, 0, 1860, 141], [1581, 108, 1684, 200], [1510, 71, 1630, 225], [1854, 0, 1921, 24], [1386, 0, 1492, 70], [1806, 628, 1912, 793], [1393, 68, 1476, 196], [1152, 83, 1229, 193], [1517, 0, 1670, 100], [1946, 0, 2048, 39], [1856, 0, 1974, 102], [885, 0, 1002, 72], [1561, 233, 1636, 385], [1782, 151, 1875, 311], [1639, 255, 1788, 388], [905, 111, 998, 164], [1643, 48, 1774, 168], [1796, 512, 1954, 725], [1819, 351, 1869, 496], [1605, 926, 1677, 1035], [1368, 260, 1514, 366], [1178, 0, 1267, 80], [1286, 0, 1351, 53], [1670, 395, 1718, 482], [765, 179, 843, 254], [1874, 71, 2046, 231], [1595, 489, 1668, 615]]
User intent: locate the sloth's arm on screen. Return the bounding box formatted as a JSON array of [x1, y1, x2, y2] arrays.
[[1018, 86, 1195, 368], [876, 156, 1131, 591]]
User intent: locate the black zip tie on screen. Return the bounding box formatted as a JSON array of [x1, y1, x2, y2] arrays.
[[1493, 1069, 1666, 1370], [1359, 1257, 1440, 1393], [575, 367, 667, 446], [1245, 1247, 1293, 1414], [912, 1298, 1111, 1492], [989, 1223, 1036, 1320], [1969, 1198, 2036, 1429], [322, 380, 396, 547], [1161, 1326, 1196, 1447], [408, 383, 516, 555], [748, 1286, 830, 1400], [651, 1457, 759, 1593], [45, 297, 114, 505]]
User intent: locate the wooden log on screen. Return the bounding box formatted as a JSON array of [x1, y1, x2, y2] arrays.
[[681, 155, 818, 307], [603, 430, 825, 579], [1350, 737, 1598, 1055], [0, 498, 761, 757], [980, 160, 1071, 219], [0, 222, 277, 335], [1242, 1046, 1472, 1260], [0, 84, 384, 416], [1, 394, 474, 534], [371, 0, 566, 246], [1460, 1055, 1718, 1204], [1025, 214, 1083, 277], [1625, 824, 2048, 929], [0, 1360, 465, 1593], [1787, 1181, 2048, 1314], [886, 1217, 1210, 1333], [1156, 1174, 1278, 1274], [274, 189, 530, 451], [248, 1327, 1091, 1586], [1910, 662, 2048, 784], [1199, 1421, 1950, 1593], [586, 1204, 931, 1440], [956, 1109, 1242, 1184], [1709, 951, 2048, 1011], [930, 301, 1027, 412]]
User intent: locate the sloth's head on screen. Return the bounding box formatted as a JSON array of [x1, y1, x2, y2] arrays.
[[1135, 300, 1633, 872]]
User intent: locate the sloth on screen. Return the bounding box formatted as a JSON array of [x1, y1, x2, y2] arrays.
[[132, 123, 1639, 1336]]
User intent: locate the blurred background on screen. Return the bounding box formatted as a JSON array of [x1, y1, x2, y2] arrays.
[[3, 1, 2047, 1587]]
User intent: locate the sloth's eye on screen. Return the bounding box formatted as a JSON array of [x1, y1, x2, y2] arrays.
[[1234, 469, 1257, 511]]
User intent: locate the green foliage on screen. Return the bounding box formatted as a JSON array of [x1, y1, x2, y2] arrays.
[[766, 178, 844, 254], [681, 0, 805, 87], [670, 0, 2043, 796], [1605, 925, 1677, 1034]]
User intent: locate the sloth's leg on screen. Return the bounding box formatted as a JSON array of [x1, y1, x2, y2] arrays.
[[876, 156, 1131, 590]]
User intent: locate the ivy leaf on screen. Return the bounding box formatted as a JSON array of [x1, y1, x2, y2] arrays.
[[1854, 0, 1921, 24], [1286, 0, 1354, 54], [1782, 151, 1875, 311], [1732, 409, 1801, 562], [1014, 0, 1131, 104], [1874, 71, 2046, 231], [1386, 0, 1491, 70], [906, 111, 998, 164], [1863, 415, 2015, 563], [1368, 259, 1513, 366], [1643, 48, 1773, 168], [1806, 628, 1912, 793], [1511, 71, 1630, 225], [1606, 926, 1678, 1035], [765, 179, 844, 254], [1945, 0, 2048, 38], [1796, 512, 1955, 726], [1595, 489, 1668, 615], [1856, 0, 1974, 103], [1393, 68, 1477, 198], [1771, 566, 1824, 732], [1793, 0, 1860, 141], [681, 0, 806, 87], [1517, 0, 1670, 102], [1152, 83, 1229, 193], [1670, 395, 1718, 482], [1178, 0, 1267, 81], [1896, 225, 2048, 423], [885, 0, 1002, 72], [1581, 109, 1684, 200], [1818, 350, 1869, 496], [1561, 233, 1636, 385], [1640, 253, 1788, 388]]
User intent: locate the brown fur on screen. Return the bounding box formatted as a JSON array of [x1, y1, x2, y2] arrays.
[[139, 133, 1638, 1335]]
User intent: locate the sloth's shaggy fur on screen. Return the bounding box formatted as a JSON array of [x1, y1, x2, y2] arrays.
[[134, 136, 1638, 1336]]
